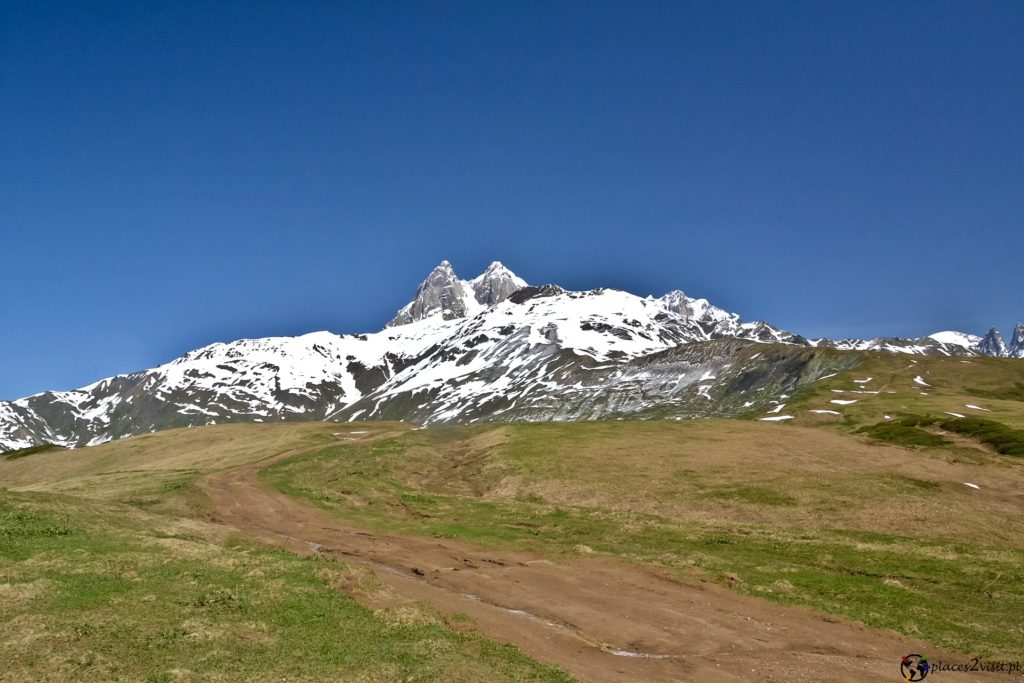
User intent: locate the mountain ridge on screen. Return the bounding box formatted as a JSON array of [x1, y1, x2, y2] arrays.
[[1, 260, 1020, 452]]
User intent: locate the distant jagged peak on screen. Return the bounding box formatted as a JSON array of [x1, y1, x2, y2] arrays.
[[386, 259, 531, 328], [1008, 323, 1024, 358], [468, 261, 529, 306], [386, 259, 479, 328], [469, 260, 521, 283], [657, 289, 740, 326], [978, 327, 1008, 357]]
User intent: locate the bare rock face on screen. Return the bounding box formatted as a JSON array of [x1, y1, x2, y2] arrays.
[[387, 261, 476, 327], [387, 260, 528, 327], [658, 290, 740, 326], [978, 327, 1008, 357], [469, 261, 528, 306], [1010, 323, 1024, 359]]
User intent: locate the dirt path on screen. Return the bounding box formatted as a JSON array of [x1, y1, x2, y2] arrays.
[[198, 438, 1016, 682]]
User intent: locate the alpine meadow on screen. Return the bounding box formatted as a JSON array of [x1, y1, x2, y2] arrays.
[[3, 3, 1023, 682]]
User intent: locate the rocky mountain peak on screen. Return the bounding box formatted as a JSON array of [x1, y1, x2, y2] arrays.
[[977, 327, 1008, 357], [657, 290, 741, 326], [469, 261, 528, 306], [1009, 323, 1024, 358], [386, 260, 477, 327], [387, 260, 530, 327]]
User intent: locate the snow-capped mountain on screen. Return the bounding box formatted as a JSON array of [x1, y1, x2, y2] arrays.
[[813, 326, 1024, 358], [0, 260, 1019, 452]]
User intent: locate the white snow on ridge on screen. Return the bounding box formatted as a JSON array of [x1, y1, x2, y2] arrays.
[[2, 283, 712, 448], [929, 331, 983, 348], [3, 258, 1021, 453], [829, 339, 941, 355]]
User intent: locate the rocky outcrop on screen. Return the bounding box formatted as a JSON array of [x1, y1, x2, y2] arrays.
[[978, 327, 1008, 357], [658, 290, 740, 327], [387, 260, 529, 327], [468, 261, 528, 307], [386, 261, 478, 327]]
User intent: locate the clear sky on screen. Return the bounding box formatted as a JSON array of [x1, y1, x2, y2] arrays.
[[1, 2, 1022, 400]]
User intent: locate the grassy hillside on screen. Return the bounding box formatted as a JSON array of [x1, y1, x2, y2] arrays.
[[778, 351, 1024, 430], [263, 419, 1024, 659], [0, 423, 340, 503], [0, 424, 571, 683], [2, 350, 1024, 675], [1, 444, 65, 460]]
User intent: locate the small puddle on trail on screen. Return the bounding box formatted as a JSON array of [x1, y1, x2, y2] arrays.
[[603, 648, 676, 660]]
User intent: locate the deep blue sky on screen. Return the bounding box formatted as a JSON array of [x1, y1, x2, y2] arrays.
[[1, 2, 1022, 400]]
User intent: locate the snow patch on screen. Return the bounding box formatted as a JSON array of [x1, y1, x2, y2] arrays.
[[929, 331, 982, 348]]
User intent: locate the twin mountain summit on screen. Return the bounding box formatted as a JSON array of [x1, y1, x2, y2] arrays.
[[1, 260, 1021, 451]]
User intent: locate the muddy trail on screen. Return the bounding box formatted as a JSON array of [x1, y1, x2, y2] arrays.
[[198, 435, 1013, 683]]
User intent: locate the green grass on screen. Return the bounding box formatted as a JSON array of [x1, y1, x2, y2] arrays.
[[1, 444, 63, 460], [858, 415, 1024, 456], [0, 490, 573, 683], [708, 485, 798, 506], [939, 416, 1024, 456], [967, 381, 1024, 402], [856, 421, 950, 447], [6, 415, 1024, 671], [780, 351, 1024, 431], [0, 507, 72, 545], [262, 426, 1024, 659]]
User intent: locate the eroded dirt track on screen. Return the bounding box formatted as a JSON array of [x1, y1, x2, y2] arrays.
[[198, 439, 1014, 683]]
